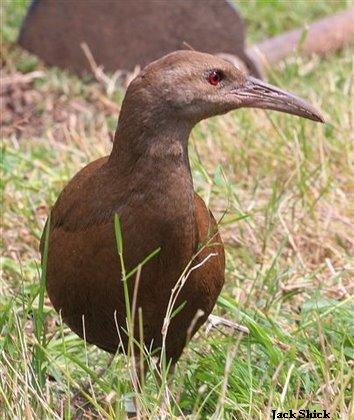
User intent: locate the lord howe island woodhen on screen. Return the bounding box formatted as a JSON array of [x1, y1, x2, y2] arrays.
[[40, 50, 323, 376]]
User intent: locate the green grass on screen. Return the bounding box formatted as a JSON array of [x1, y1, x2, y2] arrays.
[[237, 0, 351, 42], [1, 0, 354, 418]]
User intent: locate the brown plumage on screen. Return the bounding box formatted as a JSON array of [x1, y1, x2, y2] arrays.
[[41, 51, 323, 369]]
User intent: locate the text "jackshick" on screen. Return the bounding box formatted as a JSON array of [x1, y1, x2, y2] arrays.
[[272, 409, 330, 419]]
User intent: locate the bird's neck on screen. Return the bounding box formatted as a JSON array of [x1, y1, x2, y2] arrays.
[[110, 99, 194, 177], [111, 122, 191, 168], [108, 103, 198, 260], [109, 106, 196, 219]]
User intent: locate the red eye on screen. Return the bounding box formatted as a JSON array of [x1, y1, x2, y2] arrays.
[[208, 70, 222, 86]]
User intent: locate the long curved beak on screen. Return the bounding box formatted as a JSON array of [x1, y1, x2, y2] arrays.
[[233, 76, 325, 123]]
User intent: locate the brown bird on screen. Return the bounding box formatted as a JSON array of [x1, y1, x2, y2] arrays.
[[41, 51, 323, 376]]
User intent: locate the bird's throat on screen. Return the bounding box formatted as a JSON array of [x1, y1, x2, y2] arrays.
[[110, 112, 196, 218], [108, 96, 198, 251]]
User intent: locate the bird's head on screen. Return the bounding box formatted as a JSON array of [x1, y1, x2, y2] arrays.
[[127, 50, 324, 125]]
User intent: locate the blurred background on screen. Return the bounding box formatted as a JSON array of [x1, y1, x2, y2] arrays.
[[1, 1, 353, 419]]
